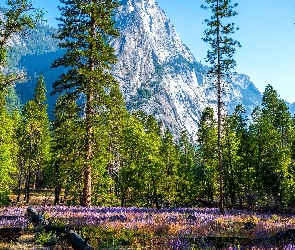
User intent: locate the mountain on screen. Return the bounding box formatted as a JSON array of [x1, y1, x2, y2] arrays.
[[110, 0, 262, 136], [4, 0, 268, 136]]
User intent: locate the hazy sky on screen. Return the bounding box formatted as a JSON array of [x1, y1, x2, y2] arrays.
[[3, 0, 295, 103]]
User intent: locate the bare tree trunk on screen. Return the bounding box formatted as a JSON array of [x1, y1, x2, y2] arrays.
[[82, 12, 97, 207], [25, 170, 31, 204], [17, 158, 24, 203], [35, 161, 41, 191], [216, 0, 224, 214], [82, 14, 96, 207], [25, 135, 33, 204], [54, 185, 62, 205], [82, 91, 93, 207]]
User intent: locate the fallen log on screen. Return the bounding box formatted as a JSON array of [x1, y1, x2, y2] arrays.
[[66, 230, 93, 250], [27, 206, 48, 226], [26, 206, 93, 250]]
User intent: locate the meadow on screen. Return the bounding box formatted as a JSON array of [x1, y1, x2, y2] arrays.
[[1, 205, 295, 249]]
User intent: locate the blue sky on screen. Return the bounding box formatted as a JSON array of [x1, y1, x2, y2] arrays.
[[3, 0, 295, 103], [159, 0, 295, 103]]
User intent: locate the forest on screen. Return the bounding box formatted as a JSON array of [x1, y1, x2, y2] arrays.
[[1, 0, 295, 212]]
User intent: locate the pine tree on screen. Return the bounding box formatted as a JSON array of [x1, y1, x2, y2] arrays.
[[259, 85, 294, 205], [51, 0, 122, 207], [222, 111, 242, 205], [197, 107, 218, 201], [229, 104, 248, 206], [22, 74, 51, 203], [51, 94, 85, 205], [178, 131, 196, 205], [249, 107, 282, 205], [160, 128, 180, 206], [201, 0, 241, 213]]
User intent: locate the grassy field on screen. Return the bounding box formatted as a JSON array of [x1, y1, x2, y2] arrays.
[[0, 192, 295, 249], [1, 201, 295, 249]]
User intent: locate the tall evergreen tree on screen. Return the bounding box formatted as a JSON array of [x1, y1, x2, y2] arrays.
[[22, 74, 51, 203], [177, 131, 196, 205], [160, 128, 180, 206], [52, 0, 122, 206], [197, 107, 218, 201], [222, 111, 242, 205], [201, 0, 241, 213], [229, 104, 248, 206], [51, 94, 85, 205], [259, 85, 294, 205]]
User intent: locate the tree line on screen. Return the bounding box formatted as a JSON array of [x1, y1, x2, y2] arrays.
[[2, 75, 295, 209]]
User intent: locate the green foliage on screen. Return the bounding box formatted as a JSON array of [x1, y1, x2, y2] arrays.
[[35, 230, 55, 245], [50, 94, 85, 204], [197, 107, 218, 201], [79, 227, 144, 249], [201, 0, 241, 76], [222, 112, 243, 205], [1, 1, 295, 211], [5, 86, 22, 113], [0, 190, 11, 205], [0, 108, 17, 205], [51, 0, 124, 207], [194, 85, 295, 209], [0, 2, 45, 204], [19, 74, 51, 202]]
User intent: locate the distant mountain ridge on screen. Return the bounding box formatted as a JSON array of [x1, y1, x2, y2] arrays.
[[2, 0, 292, 137]]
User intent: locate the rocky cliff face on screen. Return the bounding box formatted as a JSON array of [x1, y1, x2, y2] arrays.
[[2, 1, 268, 137], [110, 0, 262, 136]]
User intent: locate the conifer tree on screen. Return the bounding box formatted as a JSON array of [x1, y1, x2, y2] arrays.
[[259, 85, 294, 204], [201, 0, 240, 213], [197, 107, 218, 201], [161, 128, 180, 206], [52, 0, 122, 207], [222, 112, 242, 204], [51, 94, 84, 205], [178, 131, 195, 205], [22, 74, 51, 203]]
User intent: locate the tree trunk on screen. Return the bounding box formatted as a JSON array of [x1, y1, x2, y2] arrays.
[[54, 185, 62, 205], [82, 98, 93, 207], [82, 14, 96, 207], [82, 161, 92, 207], [25, 170, 31, 204], [35, 161, 41, 191], [25, 136, 33, 204], [216, 0, 224, 214], [17, 158, 24, 203]]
